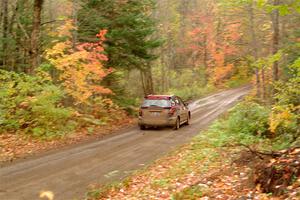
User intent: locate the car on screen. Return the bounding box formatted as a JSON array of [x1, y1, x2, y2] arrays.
[[138, 94, 191, 130]]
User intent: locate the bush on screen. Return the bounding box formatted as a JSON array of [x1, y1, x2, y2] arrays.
[[0, 70, 76, 139], [269, 58, 300, 147], [112, 96, 139, 116], [159, 68, 215, 101], [205, 98, 298, 150], [204, 101, 271, 147], [169, 83, 215, 101], [226, 102, 271, 137]]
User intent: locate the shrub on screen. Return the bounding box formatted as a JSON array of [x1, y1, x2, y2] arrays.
[[204, 101, 271, 147], [112, 96, 139, 116], [161, 68, 214, 101], [205, 98, 298, 150], [269, 58, 300, 147], [226, 102, 271, 137], [224, 64, 252, 88], [169, 83, 215, 101], [269, 105, 299, 140], [75, 98, 123, 128], [0, 70, 76, 139]]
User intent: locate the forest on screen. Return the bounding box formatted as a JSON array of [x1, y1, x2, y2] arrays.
[[1, 0, 298, 138], [0, 0, 299, 199]]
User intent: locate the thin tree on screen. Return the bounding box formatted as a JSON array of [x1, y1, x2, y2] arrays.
[[271, 0, 280, 81], [2, 0, 8, 68], [29, 0, 44, 73], [248, 1, 261, 98]]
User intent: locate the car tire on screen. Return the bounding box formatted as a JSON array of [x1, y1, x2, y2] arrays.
[[174, 117, 180, 130], [139, 125, 146, 130], [185, 114, 190, 125]]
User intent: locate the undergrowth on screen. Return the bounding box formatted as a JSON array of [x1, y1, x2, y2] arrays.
[[0, 70, 76, 139]]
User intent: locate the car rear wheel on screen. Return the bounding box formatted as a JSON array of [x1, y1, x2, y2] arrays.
[[174, 118, 180, 130], [185, 114, 190, 125]]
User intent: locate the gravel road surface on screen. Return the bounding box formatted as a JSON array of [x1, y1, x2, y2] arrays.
[[0, 86, 250, 200]]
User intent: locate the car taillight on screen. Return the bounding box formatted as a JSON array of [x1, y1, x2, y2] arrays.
[[168, 107, 176, 116], [139, 109, 143, 117]]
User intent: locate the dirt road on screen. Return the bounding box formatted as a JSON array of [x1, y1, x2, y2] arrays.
[[0, 86, 250, 200]]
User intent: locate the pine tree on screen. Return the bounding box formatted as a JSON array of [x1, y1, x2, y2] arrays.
[[78, 0, 162, 94]]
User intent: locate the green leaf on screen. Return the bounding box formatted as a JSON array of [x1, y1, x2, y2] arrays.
[[278, 5, 290, 16]]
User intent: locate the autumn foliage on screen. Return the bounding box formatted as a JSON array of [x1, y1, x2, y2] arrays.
[[46, 21, 113, 104], [188, 3, 241, 86]]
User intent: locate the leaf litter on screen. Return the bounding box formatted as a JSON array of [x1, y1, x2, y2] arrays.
[[86, 140, 300, 200]]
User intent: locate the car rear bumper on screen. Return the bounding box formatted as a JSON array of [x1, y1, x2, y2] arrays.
[[138, 116, 177, 127]]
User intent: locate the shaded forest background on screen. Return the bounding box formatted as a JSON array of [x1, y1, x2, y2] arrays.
[[0, 0, 299, 142]]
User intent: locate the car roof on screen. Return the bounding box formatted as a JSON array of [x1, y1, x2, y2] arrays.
[[145, 94, 175, 100]]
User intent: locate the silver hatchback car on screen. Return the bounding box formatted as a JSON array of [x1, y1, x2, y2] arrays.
[[138, 95, 191, 130]]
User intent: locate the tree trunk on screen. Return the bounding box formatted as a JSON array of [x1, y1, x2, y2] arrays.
[[203, 34, 208, 69], [271, 0, 280, 81], [140, 66, 154, 96], [8, 2, 19, 70], [2, 0, 8, 68], [261, 68, 266, 100], [29, 0, 44, 74], [161, 55, 166, 92], [248, 1, 261, 98], [72, 0, 78, 50]]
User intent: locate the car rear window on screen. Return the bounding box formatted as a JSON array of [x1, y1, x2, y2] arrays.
[[142, 99, 171, 108]]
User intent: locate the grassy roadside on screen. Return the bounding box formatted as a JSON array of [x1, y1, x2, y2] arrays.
[[85, 101, 300, 200]]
